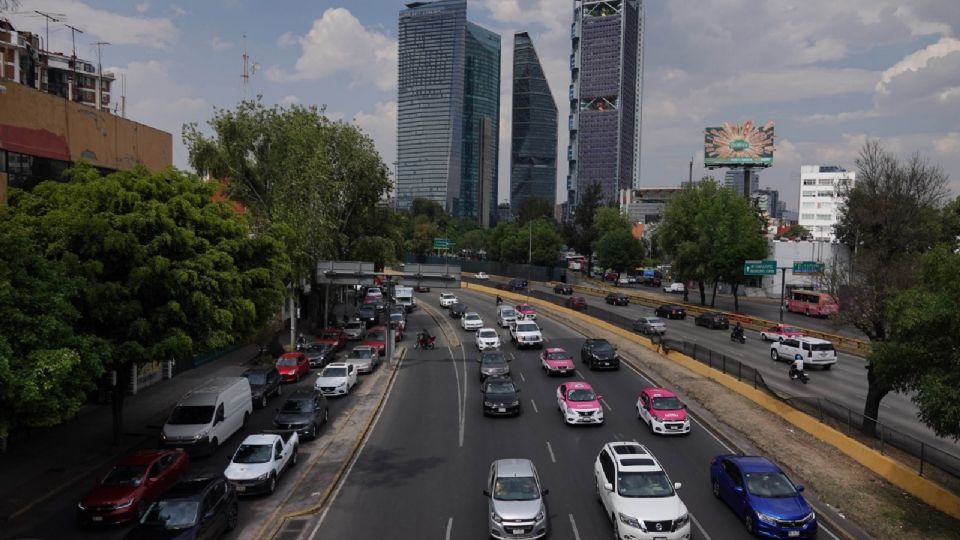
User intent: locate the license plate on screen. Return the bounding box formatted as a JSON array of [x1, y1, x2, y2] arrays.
[[603, 362, 610, 366], [498, 408, 506, 413], [236, 485, 246, 492], [788, 532, 800, 538], [91, 516, 103, 522], [512, 529, 524, 535], [654, 537, 667, 540]]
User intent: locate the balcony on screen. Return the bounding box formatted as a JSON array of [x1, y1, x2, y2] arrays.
[[568, 115, 576, 130]]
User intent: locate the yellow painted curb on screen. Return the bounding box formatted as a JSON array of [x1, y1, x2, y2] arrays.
[[463, 281, 960, 520]]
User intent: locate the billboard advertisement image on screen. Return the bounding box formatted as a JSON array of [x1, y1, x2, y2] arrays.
[[704, 121, 775, 167]]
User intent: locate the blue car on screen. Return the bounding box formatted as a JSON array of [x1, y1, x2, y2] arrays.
[[710, 455, 817, 538]]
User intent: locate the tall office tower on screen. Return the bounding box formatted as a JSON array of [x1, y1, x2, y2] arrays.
[[510, 32, 558, 214], [396, 0, 500, 226], [798, 165, 856, 241], [724, 168, 760, 197], [568, 0, 643, 208]]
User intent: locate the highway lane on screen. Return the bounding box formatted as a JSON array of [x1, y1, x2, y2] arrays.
[[312, 289, 823, 540]]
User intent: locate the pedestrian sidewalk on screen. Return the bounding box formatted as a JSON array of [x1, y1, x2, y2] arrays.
[[0, 343, 261, 527]]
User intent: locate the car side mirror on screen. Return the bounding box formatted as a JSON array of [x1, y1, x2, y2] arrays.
[[475, 358, 481, 363], [674, 482, 682, 490], [204, 510, 216, 521], [733, 485, 744, 494], [482, 489, 490, 497], [541, 488, 549, 496], [796, 485, 804, 492], [604, 482, 613, 492]]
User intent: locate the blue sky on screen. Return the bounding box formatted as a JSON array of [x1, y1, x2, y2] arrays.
[[11, 0, 960, 210]]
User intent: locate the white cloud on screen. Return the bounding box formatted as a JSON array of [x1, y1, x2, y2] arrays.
[[280, 95, 300, 106], [354, 101, 398, 172], [878, 37, 960, 91], [209, 36, 233, 52], [266, 8, 397, 91], [13, 0, 178, 51], [277, 31, 299, 48], [170, 4, 187, 17], [135, 3, 149, 13]]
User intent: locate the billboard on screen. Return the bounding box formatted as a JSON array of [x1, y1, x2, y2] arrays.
[[704, 121, 775, 167]]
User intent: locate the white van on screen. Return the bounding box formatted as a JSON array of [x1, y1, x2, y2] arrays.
[[160, 377, 253, 455]]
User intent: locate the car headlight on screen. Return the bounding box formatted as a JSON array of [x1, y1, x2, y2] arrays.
[[194, 429, 208, 440], [801, 511, 816, 524], [535, 508, 545, 521], [115, 498, 135, 509], [675, 512, 689, 527], [491, 512, 503, 523], [618, 512, 642, 529], [256, 472, 270, 481], [756, 511, 777, 525], [484, 401, 496, 407], [509, 400, 520, 407], [77, 502, 87, 511]]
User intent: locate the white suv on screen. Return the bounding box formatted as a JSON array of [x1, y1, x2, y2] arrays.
[[770, 337, 837, 369], [510, 321, 543, 349], [439, 293, 458, 308], [497, 306, 518, 328], [594, 441, 691, 540]]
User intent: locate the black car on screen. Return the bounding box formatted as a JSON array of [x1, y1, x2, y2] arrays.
[[553, 283, 573, 295], [273, 389, 329, 440], [242, 366, 283, 409], [478, 350, 510, 381], [694, 311, 729, 329], [449, 302, 467, 319], [655, 304, 687, 320], [581, 338, 620, 370], [356, 305, 379, 327], [414, 285, 431, 292], [641, 276, 662, 287], [507, 278, 527, 291], [481, 376, 522, 416], [124, 475, 238, 540], [605, 292, 629, 306], [302, 342, 337, 368]]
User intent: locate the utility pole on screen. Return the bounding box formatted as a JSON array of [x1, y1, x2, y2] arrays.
[[93, 41, 109, 111], [688, 154, 694, 186], [527, 220, 533, 300]]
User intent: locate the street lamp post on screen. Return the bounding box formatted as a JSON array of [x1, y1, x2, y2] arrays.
[[527, 220, 532, 300]]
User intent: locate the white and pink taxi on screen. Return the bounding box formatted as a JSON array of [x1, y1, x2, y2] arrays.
[[540, 347, 574, 376], [514, 303, 538, 320], [636, 387, 691, 435], [556, 381, 604, 425]]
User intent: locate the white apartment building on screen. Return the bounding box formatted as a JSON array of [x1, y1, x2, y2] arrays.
[[798, 165, 856, 242]]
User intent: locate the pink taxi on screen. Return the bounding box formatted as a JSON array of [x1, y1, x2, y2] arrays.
[[760, 324, 806, 342], [514, 303, 537, 320], [540, 347, 574, 376], [556, 381, 604, 425], [636, 387, 690, 435]]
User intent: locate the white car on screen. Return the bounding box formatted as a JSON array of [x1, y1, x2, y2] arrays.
[[439, 292, 458, 308], [475, 327, 502, 351], [770, 337, 837, 369], [594, 441, 690, 539], [663, 282, 685, 293], [461, 312, 484, 331], [510, 320, 544, 349], [224, 432, 298, 495], [314, 363, 358, 396], [496, 305, 518, 328], [475, 272, 489, 280]]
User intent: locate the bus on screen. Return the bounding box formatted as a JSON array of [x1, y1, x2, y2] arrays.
[[786, 289, 839, 317]]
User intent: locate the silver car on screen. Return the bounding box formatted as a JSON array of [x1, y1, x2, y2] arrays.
[[484, 459, 548, 539], [345, 345, 379, 374], [633, 316, 667, 335], [344, 320, 365, 340]]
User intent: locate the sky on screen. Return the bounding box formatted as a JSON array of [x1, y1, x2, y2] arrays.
[[9, 0, 960, 211]]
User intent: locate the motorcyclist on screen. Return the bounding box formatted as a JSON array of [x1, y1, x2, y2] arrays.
[[789, 354, 805, 380], [733, 322, 744, 338], [495, 295, 503, 306], [295, 332, 306, 349], [417, 328, 433, 348]]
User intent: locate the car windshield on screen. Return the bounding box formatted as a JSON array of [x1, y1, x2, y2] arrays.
[[322, 332, 339, 340], [652, 396, 682, 410], [481, 355, 507, 366], [567, 389, 596, 401], [782, 326, 800, 333], [617, 471, 675, 498], [352, 348, 375, 358], [167, 405, 214, 425], [485, 381, 516, 394], [545, 351, 570, 360], [516, 323, 538, 332], [745, 472, 797, 498], [479, 330, 498, 339], [321, 367, 346, 377], [591, 342, 614, 354], [346, 322, 363, 330], [233, 444, 272, 464], [245, 372, 266, 385], [365, 331, 385, 341], [493, 476, 540, 501], [309, 343, 332, 352], [358, 307, 374, 314], [390, 314, 403, 321], [501, 309, 516, 317], [647, 318, 663, 324], [281, 399, 314, 413], [465, 314, 480, 320], [810, 343, 835, 352], [278, 357, 299, 366], [141, 499, 199, 529], [101, 465, 146, 486]]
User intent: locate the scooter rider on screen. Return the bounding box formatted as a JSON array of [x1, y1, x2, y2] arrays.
[[789, 354, 806, 380], [495, 295, 503, 306], [732, 322, 744, 338], [417, 328, 432, 348]]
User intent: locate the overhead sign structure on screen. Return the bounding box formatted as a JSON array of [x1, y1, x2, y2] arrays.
[[793, 261, 825, 275], [704, 120, 775, 168], [315, 261, 377, 285], [433, 238, 450, 250], [743, 259, 777, 276]]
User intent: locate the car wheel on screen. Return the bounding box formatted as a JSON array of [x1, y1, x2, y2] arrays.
[[745, 513, 755, 533], [226, 500, 239, 530], [294, 373, 300, 383], [291, 446, 299, 466], [636, 405, 642, 419], [276, 385, 282, 397], [823, 364, 832, 371], [242, 411, 250, 427], [323, 408, 330, 423], [210, 437, 219, 453], [260, 394, 268, 408], [771, 349, 780, 362], [712, 478, 720, 498], [760, 334, 767, 341], [267, 474, 277, 494], [613, 515, 621, 539], [308, 423, 317, 440]]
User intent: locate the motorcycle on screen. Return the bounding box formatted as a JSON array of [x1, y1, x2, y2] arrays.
[[416, 334, 436, 350], [789, 365, 809, 384], [730, 329, 746, 344]]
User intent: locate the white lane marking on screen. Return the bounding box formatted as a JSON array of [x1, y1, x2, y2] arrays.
[[820, 523, 841, 540], [531, 399, 539, 413], [546, 441, 556, 463], [445, 517, 453, 540], [519, 372, 526, 382], [690, 513, 712, 540], [510, 352, 516, 360], [448, 343, 464, 448], [601, 398, 612, 412], [575, 369, 585, 378], [568, 514, 581, 540]]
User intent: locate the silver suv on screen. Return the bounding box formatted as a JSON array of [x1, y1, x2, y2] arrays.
[[484, 459, 549, 539]]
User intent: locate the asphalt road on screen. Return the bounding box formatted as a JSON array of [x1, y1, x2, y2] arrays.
[[309, 289, 834, 540], [526, 282, 960, 463]]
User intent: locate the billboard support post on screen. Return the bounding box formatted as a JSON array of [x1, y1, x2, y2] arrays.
[[779, 267, 788, 323]]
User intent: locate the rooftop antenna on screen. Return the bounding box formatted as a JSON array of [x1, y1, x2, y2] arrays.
[[63, 23, 83, 57], [93, 41, 109, 110], [33, 10, 65, 52], [241, 34, 260, 99]]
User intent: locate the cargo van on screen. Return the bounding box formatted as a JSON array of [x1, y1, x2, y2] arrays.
[[160, 377, 253, 455]]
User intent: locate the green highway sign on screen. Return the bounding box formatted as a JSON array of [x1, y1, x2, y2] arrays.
[[744, 259, 777, 276], [793, 261, 824, 274], [433, 238, 450, 250]]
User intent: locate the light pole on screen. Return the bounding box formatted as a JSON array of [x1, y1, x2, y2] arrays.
[[527, 220, 533, 300]]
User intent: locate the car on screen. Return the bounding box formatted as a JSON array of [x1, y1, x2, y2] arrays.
[[343, 320, 366, 340], [449, 301, 467, 319], [301, 342, 337, 369], [605, 292, 630, 306], [604, 272, 619, 282], [314, 362, 358, 397], [476, 327, 502, 351], [515, 303, 537, 320], [77, 449, 189, 526], [770, 337, 837, 369], [124, 475, 238, 540], [361, 326, 389, 356], [565, 296, 588, 310], [414, 285, 431, 293], [617, 276, 631, 285], [363, 286, 383, 299], [388, 311, 407, 332], [272, 388, 329, 439], [496, 305, 519, 327], [276, 352, 310, 383], [507, 277, 528, 291], [225, 431, 299, 495], [636, 387, 690, 435], [439, 292, 458, 308], [632, 316, 667, 336], [556, 381, 604, 425], [595, 442, 690, 540], [242, 366, 283, 409], [345, 345, 381, 373], [641, 276, 662, 287], [540, 347, 574, 376], [356, 305, 379, 327], [581, 338, 619, 370], [478, 350, 510, 381], [694, 311, 729, 329], [553, 283, 573, 295], [388, 320, 405, 342], [461, 311, 483, 331], [710, 455, 818, 538], [475, 271, 489, 280], [510, 320, 544, 349], [483, 459, 548, 539], [663, 282, 686, 293], [317, 328, 348, 351], [760, 324, 805, 342], [481, 376, 522, 416], [655, 304, 686, 320]]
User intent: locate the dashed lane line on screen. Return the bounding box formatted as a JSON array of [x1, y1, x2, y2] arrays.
[[568, 514, 581, 540], [531, 399, 539, 413], [546, 441, 556, 463]]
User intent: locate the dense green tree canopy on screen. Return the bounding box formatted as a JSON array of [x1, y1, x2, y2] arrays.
[[594, 229, 645, 272]]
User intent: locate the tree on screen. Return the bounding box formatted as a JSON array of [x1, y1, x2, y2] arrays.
[[656, 179, 717, 304], [777, 224, 810, 240], [6, 165, 290, 443], [516, 198, 554, 225], [593, 207, 632, 239], [595, 229, 646, 272], [408, 215, 440, 260], [568, 182, 605, 273], [831, 140, 949, 436]]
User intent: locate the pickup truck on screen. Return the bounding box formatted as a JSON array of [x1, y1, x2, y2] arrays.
[[510, 320, 544, 349], [224, 431, 298, 495]]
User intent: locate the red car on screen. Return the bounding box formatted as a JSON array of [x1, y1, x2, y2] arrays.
[[318, 328, 348, 350], [760, 324, 806, 342], [515, 303, 537, 320], [362, 325, 388, 356], [540, 347, 574, 376], [388, 320, 405, 341], [565, 296, 588, 310], [276, 352, 310, 382], [77, 449, 189, 525]]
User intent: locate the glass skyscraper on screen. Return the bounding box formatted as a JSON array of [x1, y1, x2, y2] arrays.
[[396, 0, 500, 226], [510, 32, 558, 214]]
